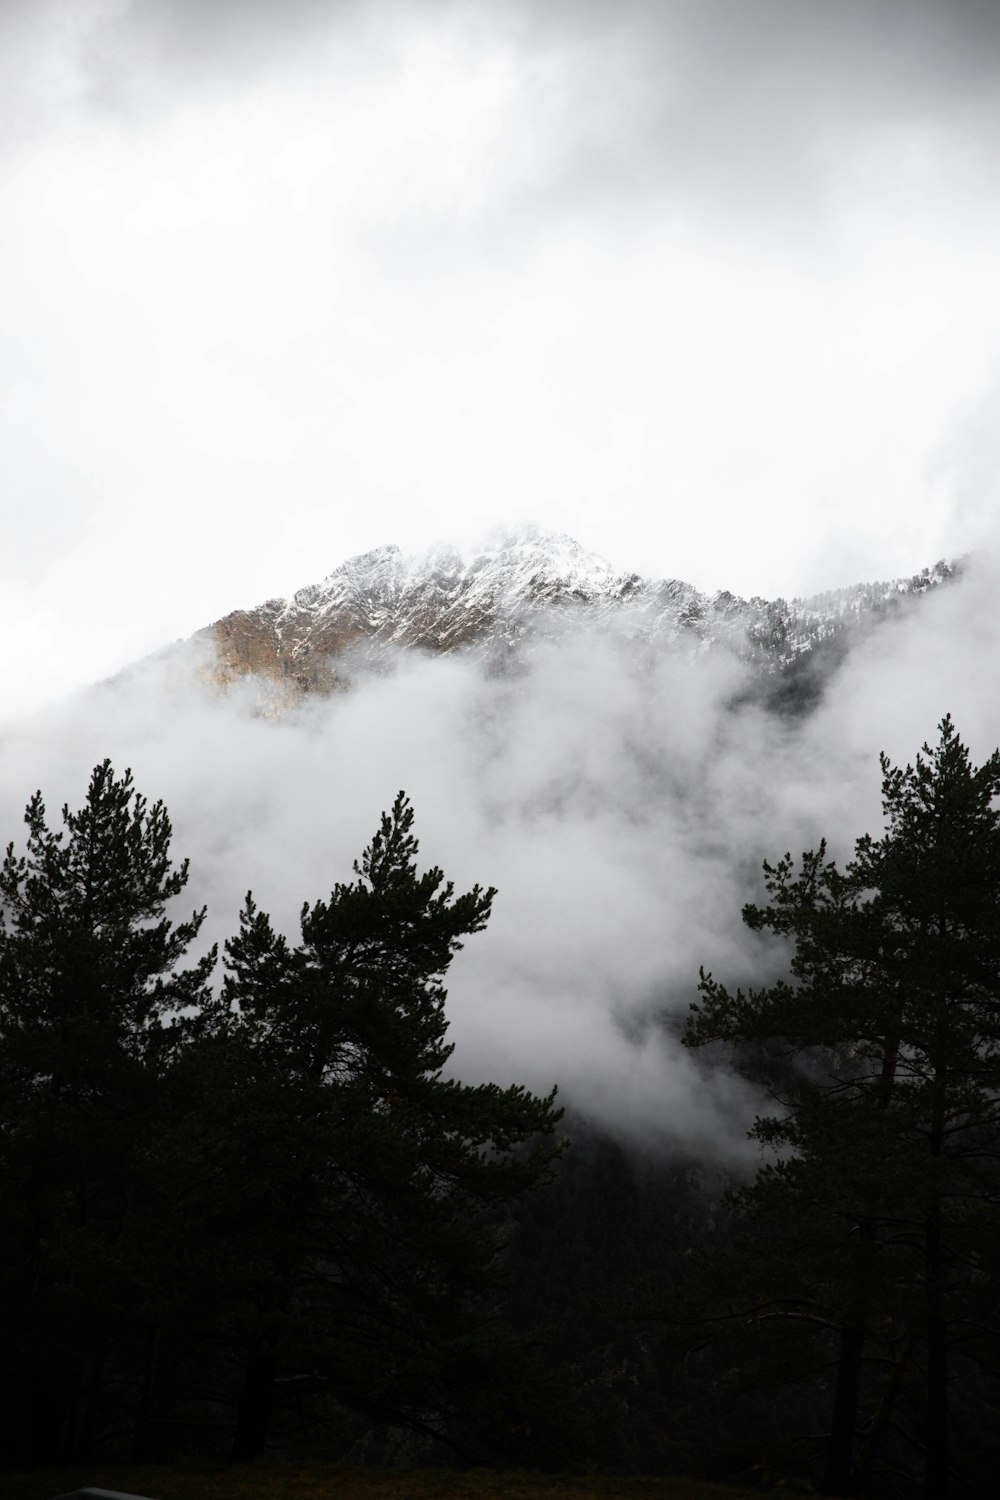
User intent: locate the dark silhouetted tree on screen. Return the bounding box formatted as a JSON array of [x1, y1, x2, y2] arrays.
[[0, 759, 215, 1462], [685, 718, 1000, 1499], [221, 791, 563, 1461]]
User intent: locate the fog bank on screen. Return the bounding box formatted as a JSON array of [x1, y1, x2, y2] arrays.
[[2, 557, 998, 1155]]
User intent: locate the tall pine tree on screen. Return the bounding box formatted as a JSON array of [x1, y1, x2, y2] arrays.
[[220, 791, 563, 1461], [0, 760, 215, 1463], [685, 719, 1000, 1499]]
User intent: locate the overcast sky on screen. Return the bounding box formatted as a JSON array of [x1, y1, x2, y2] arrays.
[[4, 0, 1000, 717]]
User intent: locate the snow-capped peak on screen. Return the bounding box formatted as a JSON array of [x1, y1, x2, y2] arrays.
[[205, 530, 961, 709]]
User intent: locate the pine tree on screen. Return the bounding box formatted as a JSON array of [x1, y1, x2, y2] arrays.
[[859, 718, 1000, 1498], [221, 791, 563, 1461], [0, 759, 216, 1463], [684, 719, 1000, 1499]]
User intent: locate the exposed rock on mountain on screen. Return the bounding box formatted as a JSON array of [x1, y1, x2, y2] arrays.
[[199, 525, 959, 711]]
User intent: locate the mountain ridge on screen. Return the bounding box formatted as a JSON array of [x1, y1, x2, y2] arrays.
[[198, 526, 960, 708]]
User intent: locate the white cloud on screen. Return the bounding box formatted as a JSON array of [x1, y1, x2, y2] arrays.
[[3, 0, 1000, 713], [5, 558, 996, 1158]]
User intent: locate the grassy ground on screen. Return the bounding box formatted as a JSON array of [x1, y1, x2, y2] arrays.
[[0, 1463, 770, 1500]]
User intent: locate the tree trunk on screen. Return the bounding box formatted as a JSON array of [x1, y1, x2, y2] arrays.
[[922, 1055, 950, 1500], [822, 1317, 865, 1493], [923, 1193, 949, 1500], [54, 1345, 90, 1465], [131, 1322, 161, 1462], [855, 1335, 915, 1485], [231, 1334, 277, 1462], [822, 1027, 901, 1500]]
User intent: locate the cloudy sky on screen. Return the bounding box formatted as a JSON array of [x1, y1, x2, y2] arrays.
[[4, 0, 1000, 715], [4, 0, 1000, 1153]]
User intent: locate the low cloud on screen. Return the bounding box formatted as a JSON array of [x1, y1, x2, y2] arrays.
[[4, 561, 997, 1158]]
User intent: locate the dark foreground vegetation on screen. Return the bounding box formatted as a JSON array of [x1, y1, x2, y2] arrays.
[[0, 1459, 764, 1500], [0, 717, 999, 1498]]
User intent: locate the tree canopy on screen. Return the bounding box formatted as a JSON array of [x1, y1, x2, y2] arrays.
[[684, 717, 1000, 1498], [0, 770, 562, 1469], [220, 790, 563, 1460], [6, 724, 1000, 1496]]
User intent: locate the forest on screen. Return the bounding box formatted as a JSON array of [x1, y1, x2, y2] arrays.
[[1, 717, 998, 1500]]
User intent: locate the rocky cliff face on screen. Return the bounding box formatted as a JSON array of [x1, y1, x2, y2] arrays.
[[199, 526, 959, 709]]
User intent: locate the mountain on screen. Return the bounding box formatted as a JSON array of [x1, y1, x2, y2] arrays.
[[199, 525, 959, 711]]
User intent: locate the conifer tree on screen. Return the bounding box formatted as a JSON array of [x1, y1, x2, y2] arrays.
[[221, 791, 563, 1460], [685, 718, 1000, 1499], [0, 759, 215, 1462]]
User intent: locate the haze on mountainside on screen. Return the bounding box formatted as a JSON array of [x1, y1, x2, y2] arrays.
[[2, 0, 1000, 716], [2, 531, 999, 1159]]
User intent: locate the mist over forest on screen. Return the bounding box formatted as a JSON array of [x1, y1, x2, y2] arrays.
[[6, 0, 1000, 1493], [5, 549, 1000, 1496], [3, 552, 997, 1147]]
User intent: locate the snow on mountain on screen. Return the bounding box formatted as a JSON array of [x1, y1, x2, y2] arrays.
[[200, 526, 960, 708]]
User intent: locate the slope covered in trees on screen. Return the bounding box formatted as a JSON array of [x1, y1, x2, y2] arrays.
[[0, 768, 562, 1468], [2, 724, 1000, 1499]]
